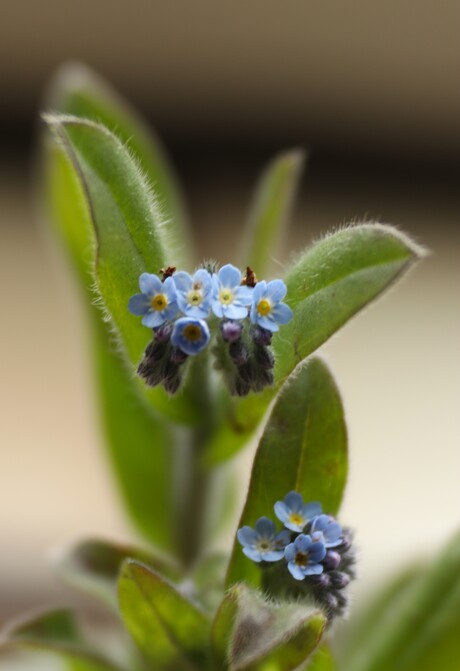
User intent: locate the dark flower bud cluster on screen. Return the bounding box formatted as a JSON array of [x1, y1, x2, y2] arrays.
[[128, 263, 293, 396], [237, 491, 356, 622]]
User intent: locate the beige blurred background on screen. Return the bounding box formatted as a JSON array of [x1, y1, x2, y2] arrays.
[[1, 1, 459, 668]]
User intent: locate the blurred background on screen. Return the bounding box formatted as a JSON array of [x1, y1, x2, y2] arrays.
[[1, 1, 459, 667]]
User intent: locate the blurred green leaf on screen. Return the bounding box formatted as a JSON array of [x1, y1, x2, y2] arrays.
[[118, 560, 210, 670], [43, 113, 198, 424], [44, 143, 180, 553], [225, 356, 347, 588], [57, 538, 181, 609], [46, 62, 191, 266], [240, 150, 305, 277], [1, 610, 121, 671], [206, 223, 423, 465], [227, 586, 326, 671], [211, 585, 240, 670], [343, 530, 460, 671], [306, 645, 336, 671]]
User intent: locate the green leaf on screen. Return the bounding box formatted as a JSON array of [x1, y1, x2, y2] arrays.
[[227, 586, 326, 671], [226, 356, 347, 588], [240, 150, 305, 277], [206, 223, 423, 465], [46, 61, 191, 266], [343, 531, 460, 671], [306, 645, 336, 671], [44, 141, 180, 552], [43, 113, 198, 424], [57, 538, 181, 609], [1, 610, 121, 671], [118, 559, 210, 670], [211, 585, 240, 670]]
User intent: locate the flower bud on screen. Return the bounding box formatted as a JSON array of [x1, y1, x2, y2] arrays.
[[251, 325, 272, 347], [221, 320, 243, 343]]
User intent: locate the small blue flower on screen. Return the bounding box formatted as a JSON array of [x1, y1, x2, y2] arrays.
[[285, 533, 326, 580], [211, 264, 254, 319], [274, 491, 322, 532], [237, 516, 291, 563], [128, 274, 178, 328], [173, 268, 213, 319], [171, 317, 211, 356], [311, 514, 343, 548], [250, 279, 293, 332]]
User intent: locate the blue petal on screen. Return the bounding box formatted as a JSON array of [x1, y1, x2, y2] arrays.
[[255, 516, 276, 538], [262, 550, 285, 562], [309, 540, 327, 563], [139, 273, 162, 295], [274, 529, 291, 548], [218, 264, 242, 288], [265, 279, 287, 302], [242, 546, 263, 562], [256, 315, 279, 332], [302, 502, 323, 521], [171, 318, 210, 356], [211, 299, 225, 318], [274, 501, 290, 523], [284, 543, 296, 563], [284, 491, 303, 512], [162, 302, 178, 322], [173, 271, 192, 293], [295, 534, 312, 553], [284, 520, 305, 532], [163, 276, 178, 302], [287, 562, 306, 581], [271, 302, 293, 325], [128, 294, 150, 316], [224, 304, 249, 320], [237, 526, 258, 548], [234, 285, 254, 306], [303, 563, 324, 576], [142, 311, 166, 328], [311, 514, 329, 532], [193, 268, 212, 290], [252, 281, 267, 303]]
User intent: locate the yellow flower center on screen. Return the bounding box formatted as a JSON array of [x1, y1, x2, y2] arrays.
[[219, 288, 234, 305], [257, 299, 272, 316], [289, 513, 304, 527], [188, 289, 203, 306], [183, 324, 202, 342], [151, 294, 168, 311]]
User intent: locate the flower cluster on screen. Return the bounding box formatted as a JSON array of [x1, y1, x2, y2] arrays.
[[128, 263, 293, 395], [237, 491, 356, 620]]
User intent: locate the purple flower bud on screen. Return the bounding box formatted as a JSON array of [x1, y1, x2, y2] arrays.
[[323, 550, 341, 570], [220, 320, 243, 343], [254, 345, 275, 369], [170, 346, 188, 364], [251, 325, 272, 346], [229, 341, 249, 366], [154, 322, 173, 343], [311, 573, 331, 589], [330, 571, 350, 589]]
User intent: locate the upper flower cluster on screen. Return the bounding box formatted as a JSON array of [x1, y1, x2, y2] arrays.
[[237, 491, 355, 620], [128, 263, 294, 395]]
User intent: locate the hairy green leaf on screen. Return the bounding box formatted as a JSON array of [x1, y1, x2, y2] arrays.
[[343, 531, 460, 671], [211, 585, 240, 670], [118, 560, 210, 670], [206, 223, 423, 465], [43, 113, 199, 424], [240, 150, 305, 277], [226, 357, 347, 588], [57, 538, 181, 609], [227, 586, 326, 671], [1, 610, 121, 671], [44, 143, 180, 553], [46, 61, 191, 265]]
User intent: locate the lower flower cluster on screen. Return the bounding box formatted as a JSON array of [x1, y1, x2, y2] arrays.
[[237, 491, 356, 620], [128, 263, 293, 396]]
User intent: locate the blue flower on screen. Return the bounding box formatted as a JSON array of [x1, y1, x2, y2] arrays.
[[128, 274, 178, 328], [274, 491, 322, 533], [250, 279, 293, 332], [211, 264, 254, 319], [310, 514, 343, 548], [171, 317, 211, 356], [285, 534, 326, 580], [173, 268, 213, 319], [237, 517, 291, 563]]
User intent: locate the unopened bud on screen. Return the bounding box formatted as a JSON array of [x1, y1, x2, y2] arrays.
[[221, 320, 243, 343]]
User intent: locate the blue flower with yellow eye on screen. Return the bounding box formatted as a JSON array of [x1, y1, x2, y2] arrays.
[[285, 533, 326, 580], [128, 274, 178, 328], [211, 264, 254, 319], [237, 517, 291, 563], [173, 269, 213, 319], [250, 279, 293, 332], [171, 317, 211, 356], [274, 491, 322, 532]]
